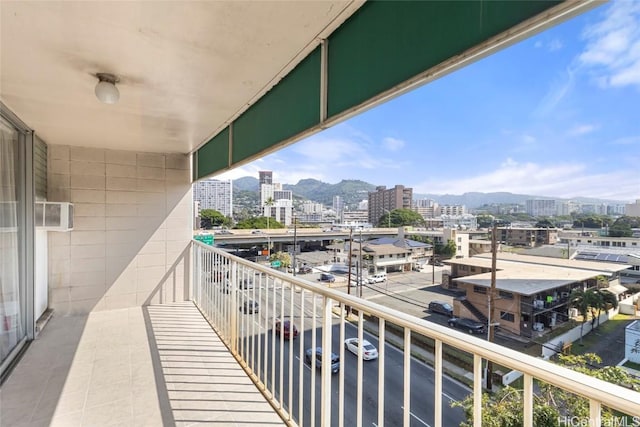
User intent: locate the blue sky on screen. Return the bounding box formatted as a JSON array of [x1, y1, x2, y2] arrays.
[[217, 1, 640, 202]]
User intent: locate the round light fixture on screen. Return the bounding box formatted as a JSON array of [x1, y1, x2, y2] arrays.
[[95, 73, 120, 104]]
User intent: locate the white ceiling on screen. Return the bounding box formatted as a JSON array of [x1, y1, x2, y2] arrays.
[[0, 1, 363, 154]]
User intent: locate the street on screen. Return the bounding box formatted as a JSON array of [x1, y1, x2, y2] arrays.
[[233, 280, 468, 427]]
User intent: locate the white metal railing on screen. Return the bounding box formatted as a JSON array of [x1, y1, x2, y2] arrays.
[[192, 241, 640, 427]]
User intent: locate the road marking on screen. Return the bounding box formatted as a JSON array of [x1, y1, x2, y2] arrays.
[[294, 355, 311, 371], [401, 406, 431, 427]]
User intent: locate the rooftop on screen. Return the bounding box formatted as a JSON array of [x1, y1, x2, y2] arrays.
[[473, 252, 630, 273]]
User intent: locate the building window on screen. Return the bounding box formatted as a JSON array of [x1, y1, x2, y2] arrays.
[[499, 291, 514, 300], [473, 286, 487, 294], [500, 312, 515, 322]]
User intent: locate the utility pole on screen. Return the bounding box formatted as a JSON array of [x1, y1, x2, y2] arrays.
[[359, 227, 363, 298], [346, 227, 353, 316], [293, 214, 297, 276], [486, 223, 498, 391]]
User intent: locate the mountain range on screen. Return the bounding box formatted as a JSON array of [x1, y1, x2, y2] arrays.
[[231, 176, 624, 209]]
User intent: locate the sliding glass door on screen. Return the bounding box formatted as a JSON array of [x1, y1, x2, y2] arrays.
[[0, 115, 27, 372]]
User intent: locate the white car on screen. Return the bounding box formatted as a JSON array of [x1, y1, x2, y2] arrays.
[[344, 338, 378, 360]]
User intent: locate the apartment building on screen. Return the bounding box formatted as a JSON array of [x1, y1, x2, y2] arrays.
[[368, 185, 412, 226], [447, 255, 629, 337], [525, 199, 557, 216], [627, 199, 640, 217], [260, 171, 293, 226], [192, 178, 233, 217], [498, 226, 559, 247]]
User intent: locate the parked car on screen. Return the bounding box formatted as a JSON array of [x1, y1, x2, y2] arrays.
[[318, 273, 335, 283], [239, 278, 254, 290], [344, 338, 378, 360], [305, 347, 340, 373], [274, 319, 298, 339], [447, 317, 486, 334], [298, 265, 313, 274], [428, 300, 453, 317], [368, 273, 387, 284], [240, 300, 259, 314]]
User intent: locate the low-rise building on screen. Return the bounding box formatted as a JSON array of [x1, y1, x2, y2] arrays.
[[446, 254, 630, 338], [497, 227, 559, 247]]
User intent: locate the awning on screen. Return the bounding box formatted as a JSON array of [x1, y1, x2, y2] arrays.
[[604, 284, 628, 296]]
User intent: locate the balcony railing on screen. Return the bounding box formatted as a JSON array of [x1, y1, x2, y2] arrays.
[[192, 240, 640, 427]]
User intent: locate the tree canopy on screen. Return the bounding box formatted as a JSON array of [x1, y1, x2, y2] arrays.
[[572, 214, 611, 229], [535, 218, 556, 228], [200, 209, 232, 229], [378, 208, 425, 228], [609, 216, 638, 237], [235, 216, 284, 229], [452, 353, 639, 427]]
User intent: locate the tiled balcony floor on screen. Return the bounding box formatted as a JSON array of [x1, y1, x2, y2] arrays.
[[0, 302, 285, 426]]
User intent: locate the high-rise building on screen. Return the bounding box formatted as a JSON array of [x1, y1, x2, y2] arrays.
[[333, 196, 344, 217], [259, 171, 293, 225], [525, 199, 556, 217], [259, 171, 272, 185], [193, 179, 233, 217], [368, 185, 413, 225], [626, 199, 640, 217]]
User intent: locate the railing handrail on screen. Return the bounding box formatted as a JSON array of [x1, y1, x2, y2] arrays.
[[192, 240, 640, 416]]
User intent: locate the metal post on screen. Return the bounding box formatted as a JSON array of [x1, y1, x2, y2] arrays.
[[293, 214, 297, 276], [359, 227, 363, 298], [486, 224, 498, 391], [347, 227, 353, 299]]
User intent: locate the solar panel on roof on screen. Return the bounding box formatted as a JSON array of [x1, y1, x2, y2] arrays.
[[575, 251, 628, 263]]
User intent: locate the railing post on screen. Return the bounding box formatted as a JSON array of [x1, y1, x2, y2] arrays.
[[403, 328, 411, 427], [589, 399, 601, 427], [321, 296, 333, 427], [230, 258, 238, 354], [523, 374, 533, 427], [473, 355, 482, 427], [434, 339, 442, 427]]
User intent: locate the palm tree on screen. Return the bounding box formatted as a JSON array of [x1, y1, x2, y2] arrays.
[[569, 288, 598, 344], [593, 289, 618, 328]]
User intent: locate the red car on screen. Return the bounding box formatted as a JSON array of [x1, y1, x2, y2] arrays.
[[274, 319, 298, 340]]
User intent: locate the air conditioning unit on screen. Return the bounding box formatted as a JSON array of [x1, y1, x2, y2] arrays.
[[35, 202, 74, 232]]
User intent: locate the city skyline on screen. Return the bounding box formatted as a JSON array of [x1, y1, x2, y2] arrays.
[[215, 1, 640, 203]]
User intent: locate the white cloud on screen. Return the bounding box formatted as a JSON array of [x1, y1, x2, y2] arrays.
[[579, 1, 640, 88], [548, 39, 563, 52], [534, 67, 575, 116], [413, 158, 638, 200], [216, 130, 408, 185], [521, 134, 536, 144], [382, 137, 405, 151], [567, 124, 597, 136]]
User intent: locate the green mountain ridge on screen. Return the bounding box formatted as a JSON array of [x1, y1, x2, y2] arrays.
[[231, 177, 627, 209]]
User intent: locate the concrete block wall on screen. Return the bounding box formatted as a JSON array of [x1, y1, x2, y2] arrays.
[[47, 145, 192, 314]]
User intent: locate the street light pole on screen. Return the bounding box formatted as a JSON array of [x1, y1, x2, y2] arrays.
[[383, 208, 391, 228]]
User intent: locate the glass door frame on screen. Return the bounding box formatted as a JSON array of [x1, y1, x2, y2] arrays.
[[0, 103, 35, 381]]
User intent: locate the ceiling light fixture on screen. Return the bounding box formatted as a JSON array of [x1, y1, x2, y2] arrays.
[[94, 73, 120, 104]]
